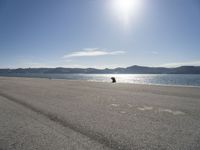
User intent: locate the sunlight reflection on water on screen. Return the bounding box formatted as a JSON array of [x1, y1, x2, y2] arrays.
[[85, 74, 200, 87], [88, 74, 152, 83], [1, 73, 200, 87]]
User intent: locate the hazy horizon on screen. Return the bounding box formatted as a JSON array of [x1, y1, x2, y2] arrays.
[[1, 64, 200, 70]]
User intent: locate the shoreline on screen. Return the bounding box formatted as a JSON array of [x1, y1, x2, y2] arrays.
[[0, 75, 200, 89], [1, 76, 200, 100]]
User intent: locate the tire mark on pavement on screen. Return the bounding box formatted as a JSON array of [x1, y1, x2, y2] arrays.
[[0, 91, 132, 150]]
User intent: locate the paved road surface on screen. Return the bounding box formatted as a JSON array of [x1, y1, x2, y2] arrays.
[[0, 77, 200, 150]]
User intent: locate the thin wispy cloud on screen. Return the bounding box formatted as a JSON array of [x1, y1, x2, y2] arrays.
[[161, 60, 200, 67], [151, 51, 158, 55], [63, 48, 125, 58]]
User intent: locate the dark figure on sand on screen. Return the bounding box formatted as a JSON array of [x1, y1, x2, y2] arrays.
[[111, 77, 116, 83]]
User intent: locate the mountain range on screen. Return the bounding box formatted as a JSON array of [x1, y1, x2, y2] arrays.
[[0, 65, 200, 74]]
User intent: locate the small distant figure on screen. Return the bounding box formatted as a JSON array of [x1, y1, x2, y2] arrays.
[[111, 77, 116, 83]]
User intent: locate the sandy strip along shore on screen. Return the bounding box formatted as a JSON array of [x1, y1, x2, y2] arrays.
[[0, 77, 200, 150]]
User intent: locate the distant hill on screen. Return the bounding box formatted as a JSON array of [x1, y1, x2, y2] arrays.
[[0, 66, 200, 74]]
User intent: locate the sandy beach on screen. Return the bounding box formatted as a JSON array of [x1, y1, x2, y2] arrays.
[[0, 77, 200, 150]]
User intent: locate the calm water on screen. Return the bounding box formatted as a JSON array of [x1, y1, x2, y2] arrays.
[[1, 73, 200, 87]]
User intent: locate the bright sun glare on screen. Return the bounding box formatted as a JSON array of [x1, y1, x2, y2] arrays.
[[110, 0, 143, 26]]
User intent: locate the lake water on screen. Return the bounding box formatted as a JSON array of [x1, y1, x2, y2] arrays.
[[1, 73, 200, 87]]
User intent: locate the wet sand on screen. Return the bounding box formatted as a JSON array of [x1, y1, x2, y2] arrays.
[[0, 77, 200, 150]]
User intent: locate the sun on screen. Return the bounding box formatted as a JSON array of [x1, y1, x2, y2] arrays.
[[110, 0, 143, 26], [114, 0, 135, 16]]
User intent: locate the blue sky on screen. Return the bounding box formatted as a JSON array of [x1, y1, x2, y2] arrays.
[[0, 0, 200, 68]]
